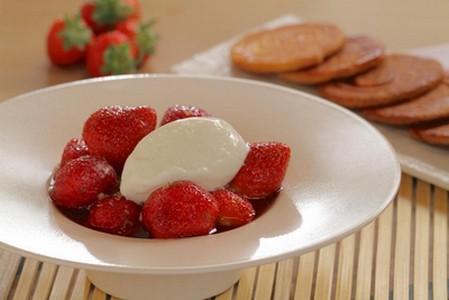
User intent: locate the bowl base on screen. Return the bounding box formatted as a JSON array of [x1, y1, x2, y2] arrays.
[[86, 269, 241, 300]]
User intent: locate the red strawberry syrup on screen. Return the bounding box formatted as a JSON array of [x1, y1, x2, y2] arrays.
[[55, 192, 278, 239]]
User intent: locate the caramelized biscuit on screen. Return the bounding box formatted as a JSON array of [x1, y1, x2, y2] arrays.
[[362, 82, 449, 125], [354, 62, 395, 86], [411, 123, 449, 145], [318, 54, 444, 108], [231, 23, 345, 74], [279, 36, 385, 85]]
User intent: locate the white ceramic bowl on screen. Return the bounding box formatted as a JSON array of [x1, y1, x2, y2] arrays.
[[0, 75, 400, 300]]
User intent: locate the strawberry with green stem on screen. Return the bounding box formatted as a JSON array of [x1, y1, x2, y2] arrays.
[[86, 30, 137, 77], [116, 18, 158, 67], [81, 0, 141, 34], [47, 15, 92, 66]]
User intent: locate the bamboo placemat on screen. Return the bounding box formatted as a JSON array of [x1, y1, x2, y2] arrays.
[[1, 173, 447, 300]]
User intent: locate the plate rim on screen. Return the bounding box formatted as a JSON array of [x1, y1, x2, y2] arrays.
[[0, 74, 401, 274]]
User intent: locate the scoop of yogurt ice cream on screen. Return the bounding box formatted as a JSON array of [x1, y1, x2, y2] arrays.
[[120, 117, 249, 204]]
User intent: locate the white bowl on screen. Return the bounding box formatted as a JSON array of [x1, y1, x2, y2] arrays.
[[0, 75, 400, 300]]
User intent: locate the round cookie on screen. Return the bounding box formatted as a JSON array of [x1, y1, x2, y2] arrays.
[[231, 23, 345, 74], [279, 36, 385, 85], [411, 123, 449, 145], [362, 80, 449, 125], [444, 70, 449, 85], [354, 62, 395, 86], [318, 54, 444, 109]]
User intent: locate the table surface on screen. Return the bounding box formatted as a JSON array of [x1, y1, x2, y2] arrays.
[[1, 1, 449, 299]]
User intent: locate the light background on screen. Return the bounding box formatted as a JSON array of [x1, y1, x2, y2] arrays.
[[1, 0, 448, 100]]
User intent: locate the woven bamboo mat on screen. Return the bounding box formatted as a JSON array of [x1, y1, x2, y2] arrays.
[[1, 173, 448, 300]]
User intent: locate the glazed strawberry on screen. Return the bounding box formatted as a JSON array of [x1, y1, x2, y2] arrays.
[[160, 105, 210, 126], [47, 15, 92, 66], [142, 181, 219, 238], [230, 142, 291, 199], [60, 138, 90, 166], [211, 188, 255, 229], [87, 195, 141, 236], [82, 105, 157, 171], [81, 0, 141, 34], [116, 19, 158, 67], [86, 30, 137, 77], [50, 156, 118, 208]]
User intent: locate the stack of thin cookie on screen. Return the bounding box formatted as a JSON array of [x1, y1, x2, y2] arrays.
[[231, 23, 449, 147]]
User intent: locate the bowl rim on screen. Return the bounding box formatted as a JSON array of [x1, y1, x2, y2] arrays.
[[0, 74, 401, 274]]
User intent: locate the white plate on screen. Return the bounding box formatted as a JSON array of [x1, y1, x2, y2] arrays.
[[0, 75, 400, 298], [172, 14, 449, 190]]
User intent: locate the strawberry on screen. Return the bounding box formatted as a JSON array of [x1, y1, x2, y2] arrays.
[[81, 0, 141, 34], [82, 105, 157, 171], [60, 138, 90, 166], [142, 181, 219, 239], [230, 142, 291, 199], [116, 19, 158, 67], [86, 30, 137, 77], [87, 195, 141, 236], [50, 156, 118, 208], [211, 189, 255, 229], [160, 105, 210, 126], [47, 15, 92, 66]]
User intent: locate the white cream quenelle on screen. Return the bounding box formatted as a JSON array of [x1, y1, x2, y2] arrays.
[[120, 117, 249, 205]]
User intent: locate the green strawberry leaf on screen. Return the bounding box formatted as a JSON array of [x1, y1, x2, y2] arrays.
[[101, 43, 136, 75], [92, 0, 133, 26], [59, 15, 92, 51], [136, 19, 159, 65]]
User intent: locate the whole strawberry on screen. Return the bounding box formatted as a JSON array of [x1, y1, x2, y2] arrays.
[[230, 142, 291, 199], [81, 0, 141, 34], [87, 195, 141, 236], [50, 156, 118, 208], [116, 18, 158, 67], [211, 188, 255, 229], [142, 181, 219, 239], [60, 138, 90, 166], [86, 30, 137, 77], [47, 15, 92, 66], [82, 105, 157, 171], [160, 105, 210, 126]]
